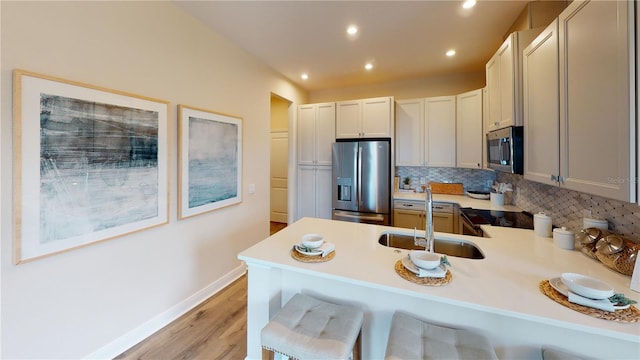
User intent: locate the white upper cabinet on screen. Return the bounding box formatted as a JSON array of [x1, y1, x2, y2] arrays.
[[456, 89, 483, 169], [523, 1, 635, 202], [336, 96, 393, 138], [424, 96, 456, 167], [297, 102, 335, 166], [485, 28, 542, 132], [558, 0, 634, 202], [523, 19, 559, 186], [395, 99, 424, 166], [395, 96, 456, 167]]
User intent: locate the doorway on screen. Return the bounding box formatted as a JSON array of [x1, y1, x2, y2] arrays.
[[270, 94, 291, 233]]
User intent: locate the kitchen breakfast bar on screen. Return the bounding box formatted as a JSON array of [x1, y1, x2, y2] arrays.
[[238, 217, 640, 359]]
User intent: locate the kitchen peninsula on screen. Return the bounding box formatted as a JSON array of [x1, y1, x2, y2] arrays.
[[238, 217, 640, 359]]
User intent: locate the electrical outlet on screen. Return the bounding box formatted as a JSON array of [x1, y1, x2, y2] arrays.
[[485, 180, 493, 188], [420, 177, 426, 185], [582, 209, 592, 218]]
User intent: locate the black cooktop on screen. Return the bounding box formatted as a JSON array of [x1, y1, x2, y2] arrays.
[[460, 208, 534, 230]]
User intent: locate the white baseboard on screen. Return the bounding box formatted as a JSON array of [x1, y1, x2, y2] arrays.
[[86, 263, 247, 359]]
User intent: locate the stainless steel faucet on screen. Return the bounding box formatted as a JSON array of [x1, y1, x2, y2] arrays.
[[413, 185, 435, 252], [425, 185, 434, 253]]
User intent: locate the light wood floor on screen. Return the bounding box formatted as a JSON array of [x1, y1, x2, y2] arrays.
[[116, 275, 248, 360], [116, 222, 287, 360]]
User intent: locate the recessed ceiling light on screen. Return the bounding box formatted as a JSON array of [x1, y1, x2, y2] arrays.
[[462, 0, 476, 9], [301, 73, 309, 80], [364, 63, 373, 70], [347, 25, 358, 36], [446, 49, 456, 57]]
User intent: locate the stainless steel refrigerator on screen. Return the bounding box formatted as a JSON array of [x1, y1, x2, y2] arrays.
[[332, 139, 391, 225]]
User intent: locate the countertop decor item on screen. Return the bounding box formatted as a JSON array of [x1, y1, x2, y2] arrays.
[[403, 177, 411, 189], [553, 227, 575, 250], [394, 259, 452, 286], [466, 190, 490, 200], [534, 212, 553, 237], [539, 280, 640, 323], [290, 246, 335, 262], [428, 182, 464, 195]]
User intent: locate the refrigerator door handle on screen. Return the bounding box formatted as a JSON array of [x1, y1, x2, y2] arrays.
[[357, 146, 362, 206], [333, 210, 384, 222]]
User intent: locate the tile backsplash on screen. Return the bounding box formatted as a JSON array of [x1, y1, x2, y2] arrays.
[[395, 167, 640, 241], [498, 173, 640, 241], [395, 166, 496, 192]]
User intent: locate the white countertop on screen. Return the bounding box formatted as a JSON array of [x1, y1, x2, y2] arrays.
[[394, 191, 522, 212], [239, 217, 640, 343]]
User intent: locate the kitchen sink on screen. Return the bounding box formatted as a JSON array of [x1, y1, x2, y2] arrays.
[[378, 232, 485, 259]]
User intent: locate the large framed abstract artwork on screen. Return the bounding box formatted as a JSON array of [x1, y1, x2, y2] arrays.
[[178, 105, 242, 219], [13, 70, 169, 264]]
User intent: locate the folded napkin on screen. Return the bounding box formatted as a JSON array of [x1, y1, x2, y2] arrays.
[[318, 242, 335, 257], [568, 291, 615, 312], [417, 264, 446, 278]]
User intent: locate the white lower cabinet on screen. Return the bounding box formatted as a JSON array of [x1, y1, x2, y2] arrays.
[[296, 165, 332, 220], [523, 1, 635, 202]]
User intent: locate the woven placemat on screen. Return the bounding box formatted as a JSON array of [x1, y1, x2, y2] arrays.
[[394, 259, 452, 286], [290, 247, 335, 262], [539, 280, 640, 323]]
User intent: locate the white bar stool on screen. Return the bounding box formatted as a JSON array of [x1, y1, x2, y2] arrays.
[[261, 293, 364, 360], [385, 311, 498, 360]]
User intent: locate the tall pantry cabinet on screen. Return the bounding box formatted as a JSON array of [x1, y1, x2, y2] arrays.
[[523, 0, 635, 202], [296, 102, 335, 220]]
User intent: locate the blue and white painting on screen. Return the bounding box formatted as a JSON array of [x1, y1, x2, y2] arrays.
[[188, 117, 238, 207], [14, 70, 169, 263], [39, 94, 159, 243], [178, 105, 242, 219]]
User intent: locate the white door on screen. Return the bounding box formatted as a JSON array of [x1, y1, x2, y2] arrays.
[[498, 35, 515, 129], [296, 165, 316, 219], [315, 166, 333, 219], [270, 131, 289, 222]]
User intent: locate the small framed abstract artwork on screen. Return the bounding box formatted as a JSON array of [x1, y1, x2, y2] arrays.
[[13, 70, 170, 264], [178, 105, 242, 219]]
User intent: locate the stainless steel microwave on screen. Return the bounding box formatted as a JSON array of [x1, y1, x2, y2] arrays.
[[486, 126, 523, 174]]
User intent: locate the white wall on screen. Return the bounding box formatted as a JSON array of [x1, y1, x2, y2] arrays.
[[309, 70, 486, 103], [0, 1, 307, 358]]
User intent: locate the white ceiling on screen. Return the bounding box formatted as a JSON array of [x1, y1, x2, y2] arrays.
[[175, 0, 530, 91]]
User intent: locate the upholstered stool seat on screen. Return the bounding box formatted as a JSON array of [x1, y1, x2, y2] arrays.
[[261, 293, 363, 360], [385, 312, 498, 360]]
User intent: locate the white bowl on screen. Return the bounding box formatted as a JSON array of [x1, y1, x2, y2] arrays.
[[301, 233, 324, 249], [560, 273, 614, 300], [409, 250, 441, 270]]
